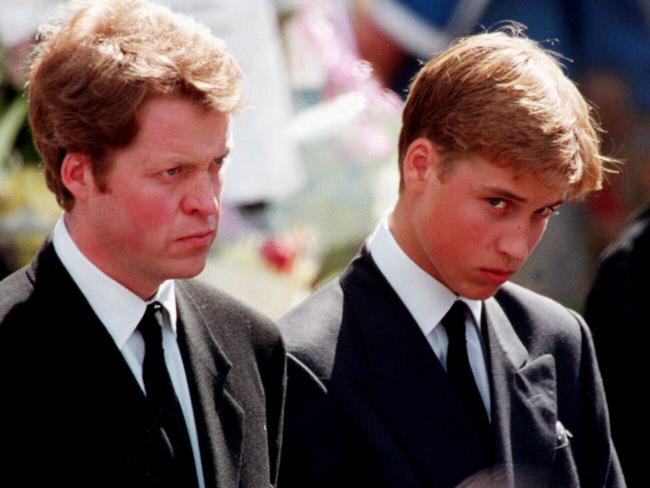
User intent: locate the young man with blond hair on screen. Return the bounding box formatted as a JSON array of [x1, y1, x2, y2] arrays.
[[0, 1, 285, 487], [279, 28, 624, 487]]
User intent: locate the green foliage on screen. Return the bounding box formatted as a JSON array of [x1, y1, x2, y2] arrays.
[[0, 96, 28, 167], [0, 46, 56, 272], [0, 48, 4, 88], [0, 42, 38, 168]]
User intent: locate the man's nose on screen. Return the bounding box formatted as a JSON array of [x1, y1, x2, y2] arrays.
[[182, 174, 220, 215], [496, 224, 530, 262]]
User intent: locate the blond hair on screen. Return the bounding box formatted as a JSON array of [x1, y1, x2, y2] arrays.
[[398, 26, 613, 199], [28, 0, 242, 210]]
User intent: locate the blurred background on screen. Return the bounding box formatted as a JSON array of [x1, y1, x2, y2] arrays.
[[1, 0, 649, 318]]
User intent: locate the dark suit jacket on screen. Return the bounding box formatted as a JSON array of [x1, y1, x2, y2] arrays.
[[279, 250, 624, 488], [0, 241, 286, 488], [585, 204, 650, 487]]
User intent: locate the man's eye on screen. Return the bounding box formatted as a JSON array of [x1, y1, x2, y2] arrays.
[[487, 198, 507, 209], [535, 206, 559, 217], [165, 167, 180, 176]]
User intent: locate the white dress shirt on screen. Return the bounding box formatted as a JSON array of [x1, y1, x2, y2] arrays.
[[367, 215, 491, 419], [52, 215, 206, 487]]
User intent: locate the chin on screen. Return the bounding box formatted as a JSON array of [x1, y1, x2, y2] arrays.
[[170, 259, 210, 280], [457, 284, 501, 301], [481, 287, 502, 300]]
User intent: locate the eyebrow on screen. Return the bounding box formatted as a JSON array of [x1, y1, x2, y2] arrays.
[[482, 186, 565, 208], [154, 146, 231, 165]]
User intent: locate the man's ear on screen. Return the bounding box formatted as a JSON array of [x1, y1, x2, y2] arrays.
[[60, 152, 96, 201], [402, 137, 442, 192]]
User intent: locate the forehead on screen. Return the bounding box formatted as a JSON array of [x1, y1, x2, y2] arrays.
[[103, 94, 231, 167], [99, 96, 231, 182], [448, 155, 567, 202], [138, 95, 229, 141]]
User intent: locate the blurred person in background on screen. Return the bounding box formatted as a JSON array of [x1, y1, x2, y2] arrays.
[[279, 28, 623, 488], [0, 0, 60, 88], [585, 192, 650, 487], [0, 1, 285, 487]]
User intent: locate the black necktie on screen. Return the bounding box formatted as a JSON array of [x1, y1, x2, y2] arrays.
[[138, 302, 198, 488], [442, 301, 492, 456]]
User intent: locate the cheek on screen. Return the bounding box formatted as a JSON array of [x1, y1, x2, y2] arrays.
[[453, 207, 492, 242], [125, 191, 175, 222], [453, 226, 490, 262], [130, 197, 169, 220], [454, 209, 506, 261], [421, 201, 484, 254], [120, 191, 178, 235]]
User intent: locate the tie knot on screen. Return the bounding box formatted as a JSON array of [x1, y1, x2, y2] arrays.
[[138, 301, 165, 346], [441, 300, 468, 339]]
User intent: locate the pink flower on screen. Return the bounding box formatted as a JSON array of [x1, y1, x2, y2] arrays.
[[260, 237, 298, 272]]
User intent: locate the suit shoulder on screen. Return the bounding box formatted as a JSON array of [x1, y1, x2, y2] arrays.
[[497, 281, 577, 317], [496, 281, 585, 346], [603, 204, 650, 256], [278, 278, 345, 379], [0, 266, 33, 325], [593, 206, 650, 283], [177, 279, 282, 348]]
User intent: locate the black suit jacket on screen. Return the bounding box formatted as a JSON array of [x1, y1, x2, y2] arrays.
[[279, 250, 624, 488], [585, 204, 650, 487], [0, 241, 286, 488]]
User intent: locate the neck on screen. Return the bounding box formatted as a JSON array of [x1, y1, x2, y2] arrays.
[[389, 198, 414, 254], [63, 212, 160, 299], [389, 198, 438, 280]]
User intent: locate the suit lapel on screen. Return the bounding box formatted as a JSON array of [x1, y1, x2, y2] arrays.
[[29, 243, 245, 487], [27, 241, 151, 468], [175, 284, 244, 488], [340, 252, 489, 487], [483, 296, 558, 486]]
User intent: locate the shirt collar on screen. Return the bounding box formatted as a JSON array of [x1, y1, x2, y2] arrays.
[[367, 213, 482, 335], [52, 214, 177, 350]]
